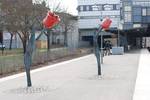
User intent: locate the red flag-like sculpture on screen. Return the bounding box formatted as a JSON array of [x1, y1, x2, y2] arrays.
[[101, 17, 112, 30], [94, 17, 112, 76], [43, 11, 60, 29]]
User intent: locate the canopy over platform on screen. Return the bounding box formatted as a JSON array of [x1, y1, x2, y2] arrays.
[[107, 25, 150, 37]]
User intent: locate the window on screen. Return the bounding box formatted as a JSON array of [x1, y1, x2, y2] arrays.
[[86, 5, 90, 11], [133, 1, 150, 6], [142, 8, 147, 16], [124, 2, 131, 6], [113, 4, 117, 10], [124, 6, 131, 11], [92, 5, 98, 11], [98, 5, 102, 11], [124, 12, 132, 22], [104, 4, 113, 11], [147, 8, 150, 15], [133, 7, 141, 15], [83, 6, 87, 11], [89, 5, 92, 11], [80, 16, 99, 19], [133, 24, 141, 28], [133, 16, 141, 22], [142, 17, 148, 23], [80, 6, 84, 11], [116, 4, 120, 10], [92, 5, 102, 11]]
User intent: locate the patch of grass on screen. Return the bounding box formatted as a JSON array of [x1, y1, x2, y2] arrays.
[[0, 48, 23, 56], [0, 47, 93, 76]]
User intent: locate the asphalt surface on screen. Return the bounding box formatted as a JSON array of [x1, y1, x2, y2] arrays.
[[0, 49, 141, 100]]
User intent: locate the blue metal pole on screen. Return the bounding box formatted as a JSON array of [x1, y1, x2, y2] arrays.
[[24, 29, 35, 87], [94, 27, 103, 75]]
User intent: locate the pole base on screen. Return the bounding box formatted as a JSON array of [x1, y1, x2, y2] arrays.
[[98, 75, 102, 79]]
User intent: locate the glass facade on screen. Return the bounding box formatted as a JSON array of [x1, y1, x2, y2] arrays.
[[122, 0, 150, 29]]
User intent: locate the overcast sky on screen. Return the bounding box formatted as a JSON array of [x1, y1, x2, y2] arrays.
[[47, 0, 78, 15]]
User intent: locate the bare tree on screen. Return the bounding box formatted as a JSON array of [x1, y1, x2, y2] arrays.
[[58, 12, 74, 46], [0, 2, 4, 44], [1, 0, 48, 53]]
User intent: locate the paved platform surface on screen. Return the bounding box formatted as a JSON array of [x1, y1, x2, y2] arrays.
[[133, 49, 150, 100], [0, 50, 141, 100]]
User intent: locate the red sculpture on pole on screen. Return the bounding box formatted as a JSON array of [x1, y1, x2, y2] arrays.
[[43, 11, 60, 29], [94, 17, 112, 76], [42, 11, 60, 51], [101, 17, 112, 30]]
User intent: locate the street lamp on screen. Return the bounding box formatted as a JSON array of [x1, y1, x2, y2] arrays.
[[118, 1, 123, 46], [118, 16, 120, 46]]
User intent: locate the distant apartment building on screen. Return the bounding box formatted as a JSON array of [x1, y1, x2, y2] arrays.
[[77, 0, 121, 46]]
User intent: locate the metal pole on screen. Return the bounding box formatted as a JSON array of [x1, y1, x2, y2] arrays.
[[24, 29, 35, 87], [118, 17, 120, 47], [99, 11, 103, 64], [92, 4, 103, 76], [118, 2, 121, 47], [101, 34, 103, 64], [94, 27, 103, 76], [118, 28, 120, 46]]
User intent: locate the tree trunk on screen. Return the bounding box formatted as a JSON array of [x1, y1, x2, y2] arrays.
[[9, 34, 13, 50], [17, 32, 28, 54], [17, 32, 27, 54]]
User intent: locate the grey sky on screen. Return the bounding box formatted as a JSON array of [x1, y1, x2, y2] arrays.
[[47, 0, 78, 15]]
